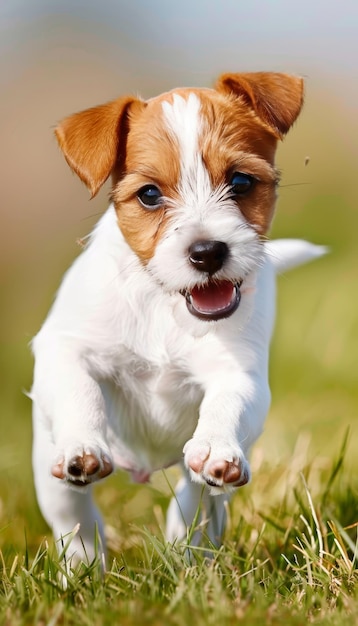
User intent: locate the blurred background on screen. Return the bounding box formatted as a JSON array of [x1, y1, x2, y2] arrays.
[[0, 0, 357, 549]]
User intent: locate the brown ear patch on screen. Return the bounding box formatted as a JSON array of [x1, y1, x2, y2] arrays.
[[55, 96, 144, 197], [215, 72, 304, 137]]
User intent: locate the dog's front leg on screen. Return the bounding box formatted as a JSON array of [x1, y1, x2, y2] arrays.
[[32, 336, 113, 486], [166, 370, 268, 547], [183, 367, 270, 493]]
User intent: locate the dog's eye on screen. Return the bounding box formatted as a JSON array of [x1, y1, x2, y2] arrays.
[[230, 172, 254, 195], [137, 185, 163, 209]]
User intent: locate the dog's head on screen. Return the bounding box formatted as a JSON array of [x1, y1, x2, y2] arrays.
[[55, 72, 303, 321]]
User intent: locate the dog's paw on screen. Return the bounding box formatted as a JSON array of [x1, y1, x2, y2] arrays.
[[183, 438, 250, 493], [51, 442, 113, 487]]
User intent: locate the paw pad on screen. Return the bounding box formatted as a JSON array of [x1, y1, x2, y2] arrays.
[[184, 438, 250, 490], [52, 451, 113, 485]]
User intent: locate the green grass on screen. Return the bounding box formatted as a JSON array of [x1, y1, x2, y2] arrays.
[[0, 440, 357, 625]]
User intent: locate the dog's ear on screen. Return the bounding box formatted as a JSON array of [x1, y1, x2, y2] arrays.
[[215, 72, 304, 138], [55, 96, 144, 197]]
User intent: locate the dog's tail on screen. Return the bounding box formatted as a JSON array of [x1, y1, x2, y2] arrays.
[[265, 239, 328, 274]]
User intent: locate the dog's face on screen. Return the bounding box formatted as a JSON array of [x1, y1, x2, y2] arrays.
[[55, 72, 303, 321]]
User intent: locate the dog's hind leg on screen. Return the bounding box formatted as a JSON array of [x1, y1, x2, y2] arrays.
[[166, 467, 229, 549], [32, 405, 106, 567]]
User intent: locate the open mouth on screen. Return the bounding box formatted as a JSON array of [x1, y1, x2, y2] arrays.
[[183, 280, 242, 321]]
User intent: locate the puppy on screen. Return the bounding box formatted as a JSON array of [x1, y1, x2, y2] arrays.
[[31, 72, 324, 564]]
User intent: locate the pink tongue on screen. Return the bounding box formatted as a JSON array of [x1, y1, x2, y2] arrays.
[[190, 281, 235, 313]]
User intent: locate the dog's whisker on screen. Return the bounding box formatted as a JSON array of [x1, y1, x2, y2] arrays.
[[80, 211, 105, 221], [279, 182, 311, 189]]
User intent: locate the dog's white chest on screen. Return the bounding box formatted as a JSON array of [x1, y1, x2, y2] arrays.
[[97, 346, 204, 477]]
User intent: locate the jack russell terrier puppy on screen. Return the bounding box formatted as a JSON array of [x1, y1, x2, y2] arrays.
[[31, 71, 325, 565]]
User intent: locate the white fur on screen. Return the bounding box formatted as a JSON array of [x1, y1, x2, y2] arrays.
[[162, 94, 215, 224], [31, 203, 324, 564], [162, 93, 202, 175]]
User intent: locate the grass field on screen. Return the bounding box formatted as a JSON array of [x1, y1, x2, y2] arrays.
[[1, 121, 357, 623], [0, 419, 357, 625]]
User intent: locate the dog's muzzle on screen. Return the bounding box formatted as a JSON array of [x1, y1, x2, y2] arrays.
[[182, 239, 242, 321]]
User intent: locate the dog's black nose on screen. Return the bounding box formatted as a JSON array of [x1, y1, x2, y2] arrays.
[[188, 240, 229, 275]]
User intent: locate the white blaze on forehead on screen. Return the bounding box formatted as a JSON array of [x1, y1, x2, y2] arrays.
[[162, 93, 212, 212], [162, 93, 201, 170]]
